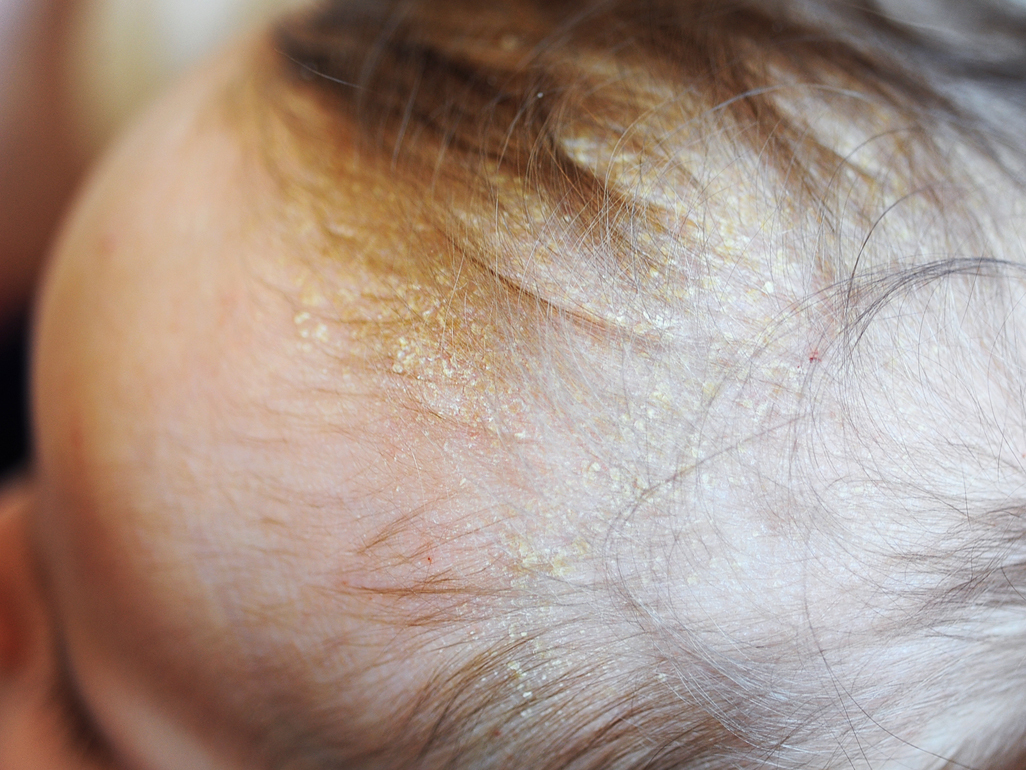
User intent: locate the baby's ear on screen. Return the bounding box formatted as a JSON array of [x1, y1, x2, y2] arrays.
[[0, 478, 62, 765], [0, 479, 40, 672]]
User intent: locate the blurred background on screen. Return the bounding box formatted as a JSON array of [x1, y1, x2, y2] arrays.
[[0, 0, 304, 478]]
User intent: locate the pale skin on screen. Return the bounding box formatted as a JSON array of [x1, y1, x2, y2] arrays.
[[1, 24, 614, 766], [6, 9, 1026, 770], [0, 40, 466, 769]]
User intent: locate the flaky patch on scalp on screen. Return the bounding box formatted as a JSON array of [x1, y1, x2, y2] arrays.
[[224, 2, 1026, 768], [264, 0, 992, 348]]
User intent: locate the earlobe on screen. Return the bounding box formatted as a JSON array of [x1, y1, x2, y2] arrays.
[[0, 477, 108, 770], [0, 480, 51, 710], [0, 477, 40, 675]]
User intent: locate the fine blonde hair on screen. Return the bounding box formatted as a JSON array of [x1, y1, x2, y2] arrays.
[[231, 1, 1026, 767]]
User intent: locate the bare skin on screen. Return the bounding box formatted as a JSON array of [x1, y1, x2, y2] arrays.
[[6, 8, 1026, 770], [0, 40, 448, 769]]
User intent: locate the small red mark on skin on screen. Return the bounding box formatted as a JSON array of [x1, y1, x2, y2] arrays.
[[218, 288, 243, 328], [426, 556, 433, 565], [97, 228, 119, 264], [808, 350, 821, 364]]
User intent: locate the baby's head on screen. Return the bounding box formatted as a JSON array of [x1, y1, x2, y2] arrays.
[[4, 1, 1026, 767]]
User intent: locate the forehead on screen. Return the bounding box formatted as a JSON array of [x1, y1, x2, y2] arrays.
[[36, 42, 303, 554], [31, 39, 474, 751]]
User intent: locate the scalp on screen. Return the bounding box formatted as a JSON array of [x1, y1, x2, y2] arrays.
[[217, 2, 1026, 767]]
